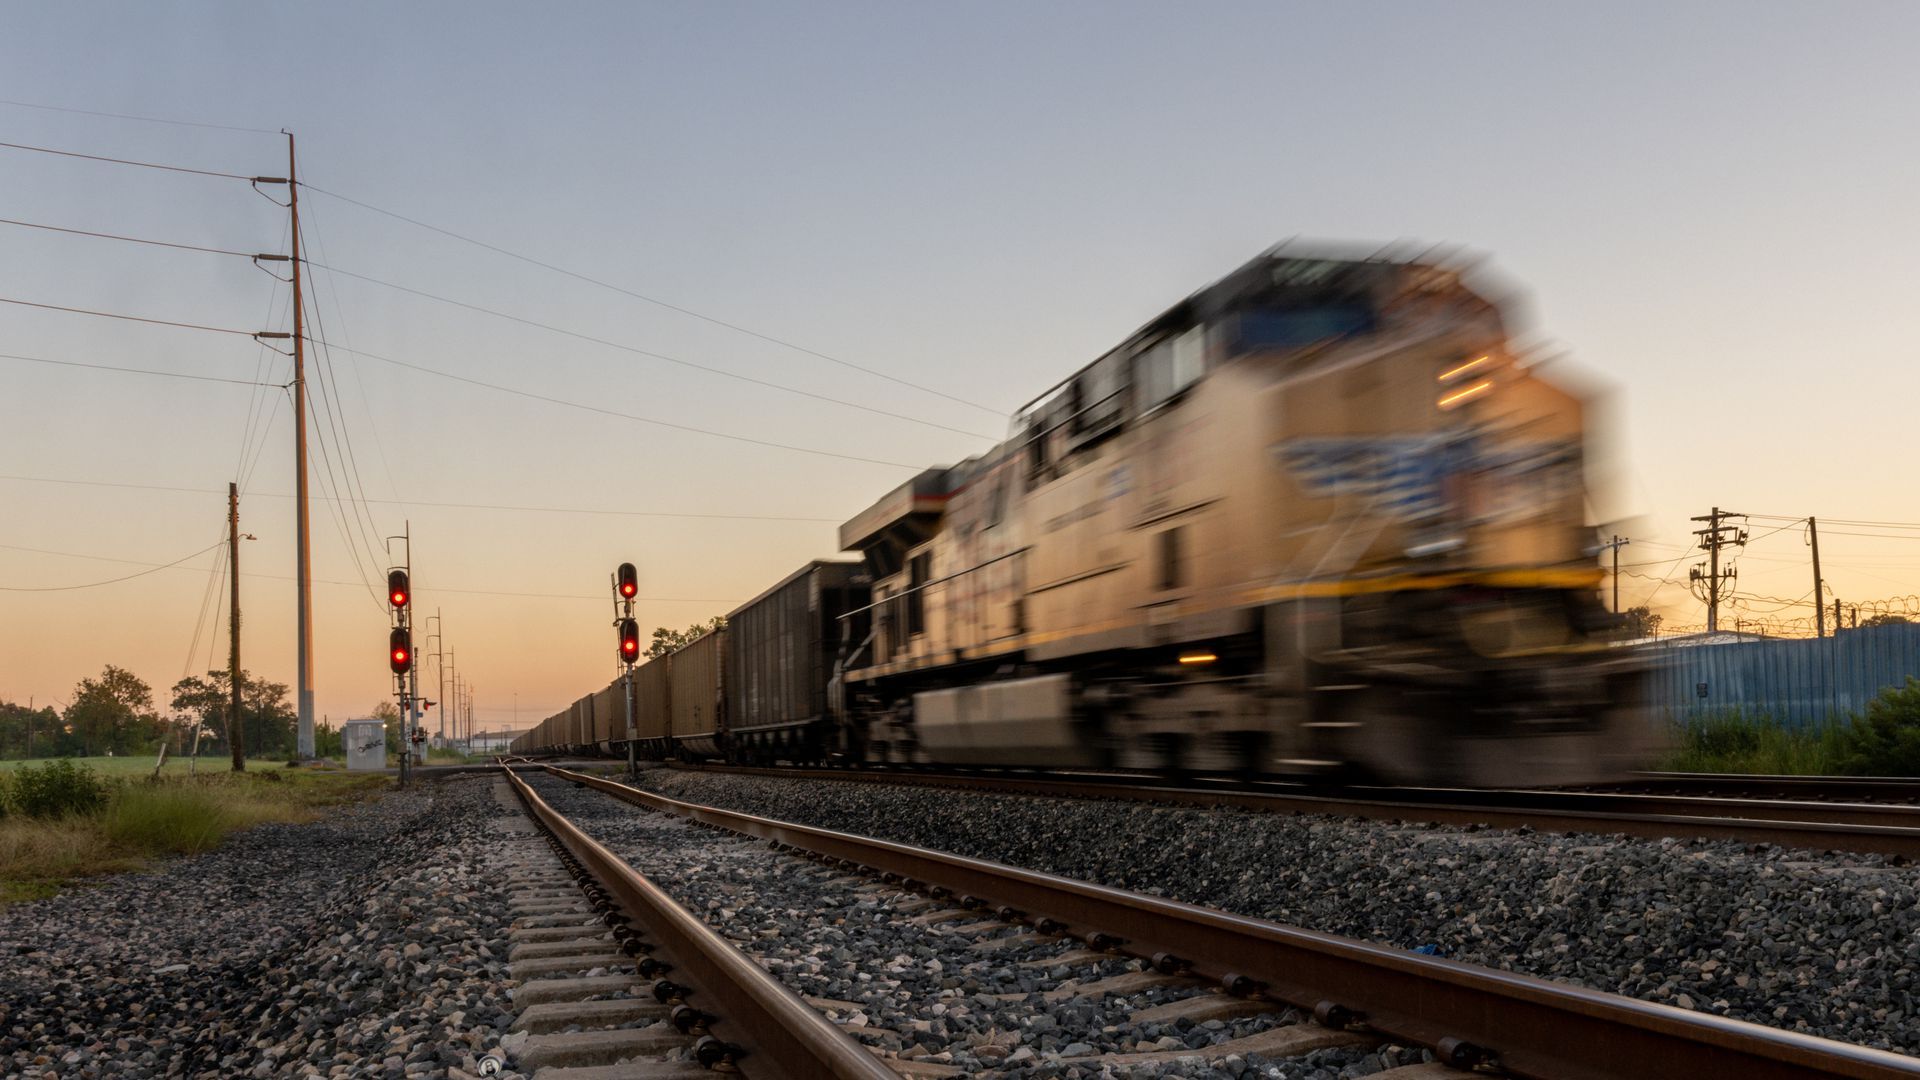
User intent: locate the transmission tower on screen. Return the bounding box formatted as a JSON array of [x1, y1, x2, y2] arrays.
[[1688, 506, 1747, 634]]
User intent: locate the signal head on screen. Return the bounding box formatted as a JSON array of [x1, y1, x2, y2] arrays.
[[617, 562, 638, 599], [619, 617, 640, 663], [387, 569, 410, 609], [389, 626, 413, 674]]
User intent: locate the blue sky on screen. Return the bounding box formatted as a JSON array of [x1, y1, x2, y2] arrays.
[[5, 2, 1920, 725]]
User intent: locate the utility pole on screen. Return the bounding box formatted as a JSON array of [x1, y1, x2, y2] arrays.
[[1600, 534, 1630, 613], [1809, 517, 1826, 638], [228, 483, 246, 772], [1689, 507, 1747, 634], [287, 132, 316, 759], [431, 610, 447, 744]]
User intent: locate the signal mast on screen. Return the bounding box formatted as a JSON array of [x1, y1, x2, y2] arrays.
[[614, 562, 640, 780]]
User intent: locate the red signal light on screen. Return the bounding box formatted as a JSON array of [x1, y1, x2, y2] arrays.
[[389, 627, 412, 674], [617, 562, 638, 600], [387, 569, 410, 609], [619, 617, 640, 663]]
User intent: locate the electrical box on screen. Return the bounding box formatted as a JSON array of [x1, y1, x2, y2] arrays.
[[344, 719, 387, 771]]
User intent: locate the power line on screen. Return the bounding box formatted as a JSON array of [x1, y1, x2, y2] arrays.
[[297, 197, 402, 504], [295, 224, 390, 603], [1, 352, 284, 387], [0, 474, 844, 522], [312, 336, 922, 469], [0, 139, 260, 181], [0, 98, 278, 135], [0, 541, 223, 592], [0, 217, 265, 259], [310, 260, 998, 440], [0, 541, 729, 602], [0, 295, 262, 337], [300, 182, 1006, 417]]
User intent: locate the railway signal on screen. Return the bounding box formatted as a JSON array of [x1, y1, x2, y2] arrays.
[[619, 618, 640, 663], [388, 569, 410, 609], [390, 627, 412, 675], [617, 562, 638, 600]]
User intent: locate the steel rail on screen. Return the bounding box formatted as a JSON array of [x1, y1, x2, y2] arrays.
[[499, 766, 894, 1080], [547, 764, 1920, 1080], [1631, 772, 1920, 803], [665, 762, 1920, 858]]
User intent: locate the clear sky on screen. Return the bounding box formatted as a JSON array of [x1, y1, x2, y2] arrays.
[[5, 2, 1920, 730]]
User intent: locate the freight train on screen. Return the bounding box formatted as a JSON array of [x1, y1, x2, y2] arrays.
[[511, 246, 1654, 786]]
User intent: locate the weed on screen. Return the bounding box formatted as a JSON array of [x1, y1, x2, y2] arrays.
[[6, 759, 110, 819]]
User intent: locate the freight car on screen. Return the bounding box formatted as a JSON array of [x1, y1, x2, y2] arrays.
[[516, 246, 1651, 786]]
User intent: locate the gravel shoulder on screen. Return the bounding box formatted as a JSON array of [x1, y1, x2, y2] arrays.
[[630, 767, 1920, 1057], [1, 775, 521, 1079]]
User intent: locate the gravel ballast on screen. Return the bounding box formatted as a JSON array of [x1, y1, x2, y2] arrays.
[[1, 774, 523, 1079], [522, 772, 1432, 1079], [627, 767, 1920, 1057]]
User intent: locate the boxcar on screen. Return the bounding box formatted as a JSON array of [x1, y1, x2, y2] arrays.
[[725, 560, 870, 763], [591, 681, 621, 747], [631, 653, 673, 756], [669, 629, 726, 759]]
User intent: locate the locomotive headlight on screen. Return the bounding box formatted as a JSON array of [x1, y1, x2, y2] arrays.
[[1439, 354, 1491, 383], [1437, 379, 1494, 410], [1178, 650, 1218, 665]]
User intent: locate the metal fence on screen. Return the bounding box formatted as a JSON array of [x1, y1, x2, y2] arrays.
[[1650, 623, 1920, 727]]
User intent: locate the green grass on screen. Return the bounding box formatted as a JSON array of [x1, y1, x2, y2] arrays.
[[1661, 709, 1854, 774], [0, 760, 386, 906], [0, 755, 310, 776]]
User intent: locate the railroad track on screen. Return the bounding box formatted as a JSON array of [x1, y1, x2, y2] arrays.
[[1618, 772, 1920, 804], [510, 762, 1920, 1079], [658, 762, 1920, 859]]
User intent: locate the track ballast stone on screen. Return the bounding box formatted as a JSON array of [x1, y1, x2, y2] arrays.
[[628, 767, 1920, 1057], [0, 774, 522, 1079], [525, 772, 1435, 1079]]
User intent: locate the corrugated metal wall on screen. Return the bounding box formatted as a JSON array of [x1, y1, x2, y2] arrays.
[[1652, 623, 1920, 726]]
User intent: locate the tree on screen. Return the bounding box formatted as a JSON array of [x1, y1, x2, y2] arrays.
[[1860, 613, 1913, 629], [66, 666, 157, 756], [645, 616, 727, 659], [0, 700, 65, 759], [1621, 605, 1663, 639], [169, 670, 298, 763]]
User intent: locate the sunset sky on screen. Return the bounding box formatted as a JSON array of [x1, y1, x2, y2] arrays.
[[6, 3, 1920, 732]]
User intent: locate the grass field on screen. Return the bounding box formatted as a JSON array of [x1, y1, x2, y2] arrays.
[[1, 755, 325, 776], [0, 757, 386, 905]]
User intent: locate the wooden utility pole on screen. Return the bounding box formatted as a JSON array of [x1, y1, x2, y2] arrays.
[[1600, 535, 1629, 613], [1808, 516, 1826, 638], [288, 132, 316, 759], [1690, 507, 1746, 634], [228, 482, 246, 772]]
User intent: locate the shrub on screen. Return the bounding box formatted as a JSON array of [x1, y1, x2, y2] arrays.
[[1832, 678, 1920, 776], [1663, 708, 1850, 774], [6, 760, 110, 819]]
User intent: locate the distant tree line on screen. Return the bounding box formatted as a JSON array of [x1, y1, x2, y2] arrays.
[[0, 664, 348, 761]]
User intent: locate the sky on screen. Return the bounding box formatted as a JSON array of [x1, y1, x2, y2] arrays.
[[5, 2, 1920, 732]]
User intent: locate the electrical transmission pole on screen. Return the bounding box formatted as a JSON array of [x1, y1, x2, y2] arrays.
[[287, 132, 317, 759], [228, 483, 245, 772], [1689, 507, 1747, 634], [1808, 516, 1826, 638]]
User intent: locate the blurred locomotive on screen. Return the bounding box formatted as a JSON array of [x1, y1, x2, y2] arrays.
[[512, 246, 1653, 786]]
